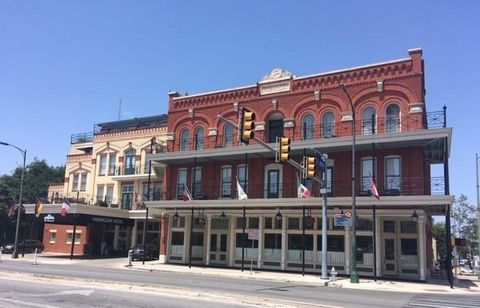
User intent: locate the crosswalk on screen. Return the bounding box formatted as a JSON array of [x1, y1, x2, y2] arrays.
[[405, 295, 480, 308]]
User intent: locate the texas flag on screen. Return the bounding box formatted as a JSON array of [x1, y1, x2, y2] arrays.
[[61, 199, 70, 217], [297, 173, 312, 198]]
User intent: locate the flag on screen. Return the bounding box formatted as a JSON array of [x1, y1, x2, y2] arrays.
[[35, 198, 44, 218], [297, 173, 312, 198], [370, 176, 380, 200], [8, 202, 19, 218], [236, 178, 248, 200], [61, 199, 70, 216], [134, 192, 143, 209], [183, 186, 192, 202]]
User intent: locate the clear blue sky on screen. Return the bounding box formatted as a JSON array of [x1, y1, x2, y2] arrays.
[[1, 1, 479, 204]]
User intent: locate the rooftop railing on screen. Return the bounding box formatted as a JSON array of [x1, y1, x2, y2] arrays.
[[70, 132, 94, 144]]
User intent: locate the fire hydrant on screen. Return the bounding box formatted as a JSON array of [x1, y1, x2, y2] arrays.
[[330, 266, 337, 281]]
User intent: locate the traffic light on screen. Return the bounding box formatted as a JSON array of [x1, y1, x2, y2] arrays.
[[280, 137, 291, 162], [240, 108, 255, 144], [305, 156, 316, 178]]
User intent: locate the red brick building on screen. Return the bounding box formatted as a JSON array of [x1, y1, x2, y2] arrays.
[[149, 49, 453, 281]]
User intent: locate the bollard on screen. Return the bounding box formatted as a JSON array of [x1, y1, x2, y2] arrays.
[[330, 266, 337, 281], [126, 250, 133, 267], [33, 248, 38, 265], [0, 247, 2, 262]]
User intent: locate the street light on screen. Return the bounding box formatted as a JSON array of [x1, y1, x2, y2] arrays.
[[0, 141, 26, 259], [339, 84, 359, 283], [476, 153, 479, 265]]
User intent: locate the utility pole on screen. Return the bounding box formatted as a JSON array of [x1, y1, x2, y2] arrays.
[[476, 153, 480, 279]]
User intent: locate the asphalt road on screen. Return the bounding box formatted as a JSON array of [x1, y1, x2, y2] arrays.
[[0, 259, 479, 308]]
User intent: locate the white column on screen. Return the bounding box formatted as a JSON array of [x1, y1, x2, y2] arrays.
[[281, 216, 287, 270], [131, 220, 138, 247], [419, 216, 426, 281], [228, 215, 235, 267], [345, 225, 351, 275], [375, 215, 382, 277], [184, 215, 191, 264], [206, 216, 212, 265], [257, 215, 263, 269], [113, 225, 120, 250]]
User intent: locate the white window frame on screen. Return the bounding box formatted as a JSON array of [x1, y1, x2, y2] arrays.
[[384, 155, 401, 193], [220, 165, 232, 198]]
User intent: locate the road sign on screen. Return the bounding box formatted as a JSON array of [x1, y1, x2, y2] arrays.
[[344, 210, 352, 218], [334, 214, 352, 226], [315, 153, 326, 172], [248, 229, 259, 240]]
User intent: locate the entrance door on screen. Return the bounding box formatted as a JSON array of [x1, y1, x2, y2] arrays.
[[383, 237, 397, 275], [268, 119, 284, 143], [210, 233, 227, 264]]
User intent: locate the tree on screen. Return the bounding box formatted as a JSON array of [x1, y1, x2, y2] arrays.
[[432, 221, 446, 260], [451, 194, 479, 258]]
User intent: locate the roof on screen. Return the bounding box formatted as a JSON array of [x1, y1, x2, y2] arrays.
[[95, 114, 168, 134]]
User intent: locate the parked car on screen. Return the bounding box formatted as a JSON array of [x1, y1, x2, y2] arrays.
[[1, 240, 44, 254], [130, 244, 159, 261]]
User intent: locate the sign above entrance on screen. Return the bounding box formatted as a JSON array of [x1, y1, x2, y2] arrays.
[[44, 214, 55, 223], [334, 214, 352, 227]]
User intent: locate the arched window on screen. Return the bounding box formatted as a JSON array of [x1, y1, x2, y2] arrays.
[[322, 111, 335, 138], [124, 149, 136, 175], [301, 113, 314, 140], [362, 106, 377, 135], [194, 127, 204, 150], [180, 129, 189, 151], [224, 124, 234, 147], [385, 104, 400, 133]]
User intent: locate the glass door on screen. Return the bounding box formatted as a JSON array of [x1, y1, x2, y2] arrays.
[[210, 233, 227, 265], [383, 237, 397, 276]]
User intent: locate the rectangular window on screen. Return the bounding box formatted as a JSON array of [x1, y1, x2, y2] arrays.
[[383, 220, 395, 233], [177, 169, 187, 199], [221, 166, 232, 198], [49, 230, 57, 243], [267, 170, 279, 198], [66, 231, 81, 244], [171, 232, 184, 245], [385, 157, 401, 193], [356, 236, 373, 263], [143, 182, 150, 201], [401, 221, 417, 234], [80, 173, 87, 191], [236, 233, 258, 248], [72, 174, 79, 192], [356, 218, 373, 231], [264, 233, 282, 249], [106, 185, 114, 205], [288, 234, 313, 250], [401, 238, 418, 256], [99, 155, 107, 176], [318, 235, 344, 252], [108, 154, 116, 175], [361, 158, 374, 192], [192, 167, 202, 199], [237, 165, 248, 193], [236, 217, 246, 229], [248, 217, 259, 229], [288, 218, 300, 229], [96, 185, 105, 202]]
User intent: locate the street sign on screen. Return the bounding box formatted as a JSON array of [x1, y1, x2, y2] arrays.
[[344, 210, 352, 218], [334, 214, 352, 226], [248, 229, 259, 240], [315, 153, 326, 172]]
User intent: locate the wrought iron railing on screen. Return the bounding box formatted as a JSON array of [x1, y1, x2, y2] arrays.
[[164, 176, 446, 201], [171, 110, 446, 152], [70, 132, 94, 144]]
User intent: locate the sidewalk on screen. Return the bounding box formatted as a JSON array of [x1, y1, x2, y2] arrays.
[[4, 252, 480, 295]]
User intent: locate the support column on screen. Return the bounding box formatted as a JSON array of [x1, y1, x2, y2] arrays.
[[159, 216, 169, 263], [375, 214, 382, 277], [184, 215, 191, 264], [206, 216, 212, 265], [281, 216, 287, 270], [419, 215, 426, 281], [131, 220, 138, 247], [345, 226, 351, 275], [228, 215, 235, 267], [113, 225, 120, 250], [257, 215, 263, 269]]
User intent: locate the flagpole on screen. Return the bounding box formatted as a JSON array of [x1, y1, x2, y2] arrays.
[[372, 139, 377, 281], [241, 206, 246, 272], [70, 205, 77, 260]]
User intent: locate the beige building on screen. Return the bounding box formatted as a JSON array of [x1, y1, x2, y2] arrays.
[[42, 115, 168, 255]]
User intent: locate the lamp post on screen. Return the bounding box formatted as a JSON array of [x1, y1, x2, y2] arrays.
[[339, 84, 359, 283], [143, 137, 158, 264], [0, 141, 26, 259], [476, 153, 479, 269]]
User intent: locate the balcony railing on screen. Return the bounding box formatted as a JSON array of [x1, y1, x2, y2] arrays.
[[172, 110, 446, 152], [46, 192, 121, 208], [113, 163, 149, 176], [70, 132, 94, 144], [163, 176, 446, 201]]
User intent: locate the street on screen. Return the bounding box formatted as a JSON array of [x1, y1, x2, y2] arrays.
[[1, 258, 479, 308]]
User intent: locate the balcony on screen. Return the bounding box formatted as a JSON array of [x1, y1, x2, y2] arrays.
[[110, 162, 164, 181], [70, 132, 94, 144], [159, 110, 450, 165], [164, 176, 446, 202]]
